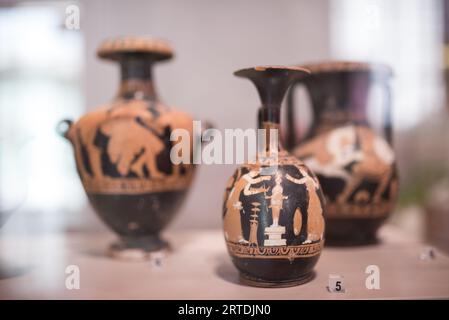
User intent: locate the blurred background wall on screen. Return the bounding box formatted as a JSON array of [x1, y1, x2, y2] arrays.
[[0, 0, 448, 251], [81, 0, 332, 231]]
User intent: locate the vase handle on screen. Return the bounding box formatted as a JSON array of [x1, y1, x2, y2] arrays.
[[56, 119, 73, 141], [284, 83, 305, 151]]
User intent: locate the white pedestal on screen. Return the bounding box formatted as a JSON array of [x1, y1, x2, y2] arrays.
[[264, 225, 286, 246]]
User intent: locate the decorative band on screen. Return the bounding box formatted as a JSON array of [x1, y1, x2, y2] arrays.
[[226, 240, 323, 260], [83, 172, 193, 195], [325, 201, 394, 219]]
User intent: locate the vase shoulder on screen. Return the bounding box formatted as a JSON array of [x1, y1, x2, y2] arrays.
[[70, 99, 194, 136], [66, 98, 195, 195]]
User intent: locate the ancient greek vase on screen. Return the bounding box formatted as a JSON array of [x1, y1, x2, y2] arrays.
[[223, 66, 326, 287], [59, 36, 196, 260], [285, 61, 399, 246]]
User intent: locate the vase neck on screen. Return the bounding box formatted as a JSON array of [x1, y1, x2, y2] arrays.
[[258, 105, 282, 154], [253, 76, 293, 154], [306, 72, 372, 133], [251, 73, 295, 154], [235, 66, 309, 156], [252, 71, 296, 130], [258, 105, 281, 128], [117, 55, 157, 100]]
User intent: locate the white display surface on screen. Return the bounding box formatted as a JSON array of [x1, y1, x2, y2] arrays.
[[0, 225, 448, 299]]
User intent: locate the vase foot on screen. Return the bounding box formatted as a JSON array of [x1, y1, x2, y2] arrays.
[[239, 271, 314, 288], [324, 217, 385, 247], [108, 235, 169, 262]]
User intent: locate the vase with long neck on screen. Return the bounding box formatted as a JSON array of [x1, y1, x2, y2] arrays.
[[223, 66, 325, 287], [59, 36, 196, 260], [286, 61, 398, 246]]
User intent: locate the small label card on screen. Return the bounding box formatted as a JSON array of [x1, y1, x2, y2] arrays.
[[328, 274, 345, 293], [149, 251, 166, 269], [419, 246, 436, 261]]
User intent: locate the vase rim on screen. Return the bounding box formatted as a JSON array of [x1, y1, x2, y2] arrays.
[[97, 36, 173, 62], [234, 65, 310, 78], [296, 60, 392, 77]]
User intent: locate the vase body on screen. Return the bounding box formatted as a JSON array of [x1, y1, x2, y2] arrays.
[[60, 37, 195, 259], [223, 66, 325, 287], [287, 62, 399, 245]]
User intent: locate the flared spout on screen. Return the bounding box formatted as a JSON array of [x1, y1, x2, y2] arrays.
[[234, 66, 310, 155], [234, 66, 310, 109], [97, 36, 173, 62]]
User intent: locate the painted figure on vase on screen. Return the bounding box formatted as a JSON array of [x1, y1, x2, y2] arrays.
[[223, 167, 270, 244], [222, 66, 326, 287], [285, 61, 398, 245]]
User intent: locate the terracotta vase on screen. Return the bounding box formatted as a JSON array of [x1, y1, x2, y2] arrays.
[[285, 61, 399, 246], [59, 36, 196, 260], [223, 66, 326, 287]]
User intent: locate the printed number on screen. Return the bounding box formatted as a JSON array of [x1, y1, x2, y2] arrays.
[[335, 281, 341, 291]]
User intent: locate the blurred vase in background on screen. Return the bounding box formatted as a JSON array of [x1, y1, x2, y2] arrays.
[[59, 36, 197, 261], [285, 61, 398, 245]]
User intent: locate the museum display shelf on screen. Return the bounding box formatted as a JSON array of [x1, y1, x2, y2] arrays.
[[0, 224, 448, 299]]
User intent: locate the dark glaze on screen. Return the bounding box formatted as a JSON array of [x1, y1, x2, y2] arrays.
[[89, 191, 187, 239]]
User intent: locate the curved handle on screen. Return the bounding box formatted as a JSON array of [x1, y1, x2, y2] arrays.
[[56, 119, 73, 140], [285, 86, 296, 150], [284, 83, 307, 151]]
